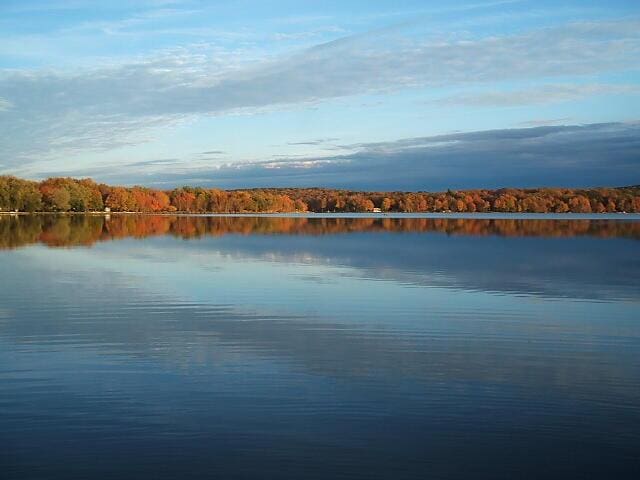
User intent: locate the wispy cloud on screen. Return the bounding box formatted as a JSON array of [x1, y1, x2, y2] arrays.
[[517, 118, 573, 127], [0, 97, 12, 111], [0, 0, 191, 14], [124, 158, 181, 168], [287, 138, 340, 146], [59, 6, 205, 38], [432, 84, 640, 107], [1, 18, 639, 170], [272, 26, 346, 42]]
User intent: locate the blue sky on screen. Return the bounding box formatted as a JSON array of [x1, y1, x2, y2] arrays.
[[0, 0, 639, 189]]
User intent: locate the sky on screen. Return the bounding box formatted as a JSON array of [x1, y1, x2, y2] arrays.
[[0, 0, 639, 190]]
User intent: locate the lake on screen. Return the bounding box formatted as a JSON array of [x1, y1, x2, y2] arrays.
[[1, 214, 639, 479]]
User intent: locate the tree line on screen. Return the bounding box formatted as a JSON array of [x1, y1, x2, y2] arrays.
[[2, 215, 639, 250], [1, 175, 639, 213]]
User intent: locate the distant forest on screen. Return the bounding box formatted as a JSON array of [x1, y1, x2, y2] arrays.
[[1, 176, 639, 214]]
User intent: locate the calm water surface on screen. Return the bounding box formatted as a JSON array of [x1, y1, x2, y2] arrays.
[[1, 214, 639, 479]]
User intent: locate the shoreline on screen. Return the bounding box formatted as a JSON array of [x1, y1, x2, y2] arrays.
[[2, 211, 640, 221]]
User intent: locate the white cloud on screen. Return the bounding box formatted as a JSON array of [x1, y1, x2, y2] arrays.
[[431, 84, 640, 107], [0, 97, 13, 111], [517, 118, 573, 127], [1, 19, 639, 169]]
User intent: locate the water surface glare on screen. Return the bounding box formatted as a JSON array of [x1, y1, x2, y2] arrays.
[[1, 214, 639, 479]]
